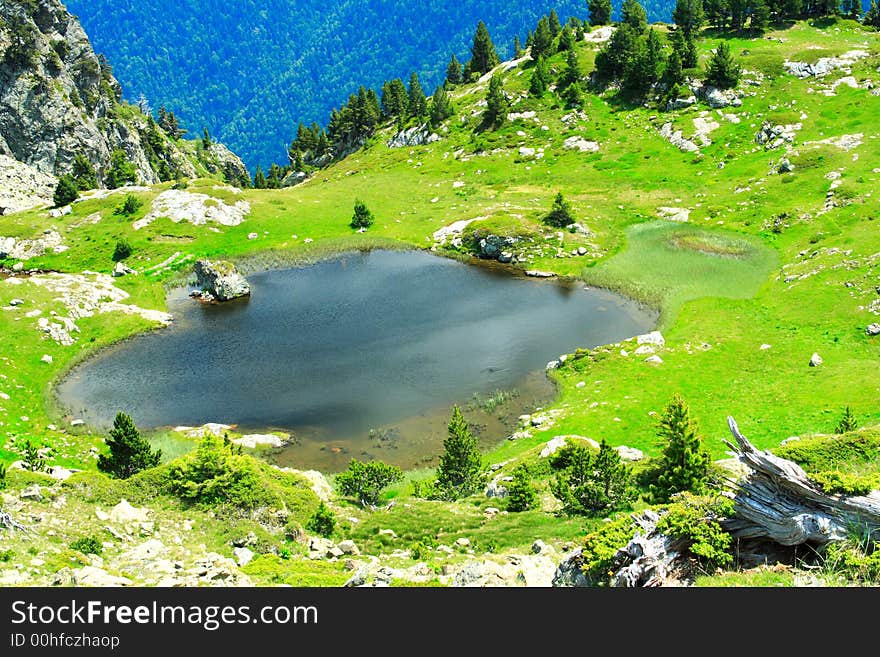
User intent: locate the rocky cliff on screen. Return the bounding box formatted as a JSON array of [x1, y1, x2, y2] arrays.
[[0, 0, 248, 192]]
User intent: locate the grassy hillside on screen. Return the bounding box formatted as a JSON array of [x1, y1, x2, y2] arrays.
[[2, 18, 880, 586]]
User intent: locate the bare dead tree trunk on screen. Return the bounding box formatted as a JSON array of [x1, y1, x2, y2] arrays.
[[723, 416, 880, 546]]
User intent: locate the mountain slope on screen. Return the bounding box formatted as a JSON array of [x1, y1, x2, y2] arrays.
[[2, 18, 880, 588], [0, 0, 249, 201], [63, 0, 680, 169]]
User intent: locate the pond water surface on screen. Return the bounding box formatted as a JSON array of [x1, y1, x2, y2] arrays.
[[58, 250, 655, 470]]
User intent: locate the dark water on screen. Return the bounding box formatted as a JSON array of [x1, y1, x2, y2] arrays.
[[58, 250, 655, 469]]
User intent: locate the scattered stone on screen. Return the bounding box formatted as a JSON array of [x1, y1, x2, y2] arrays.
[[109, 499, 150, 524], [760, 344, 772, 350], [644, 355, 664, 365], [478, 234, 517, 260], [233, 547, 255, 567], [783, 50, 868, 78], [552, 548, 589, 587], [455, 537, 471, 548], [46, 465, 75, 480], [532, 540, 552, 555], [281, 171, 308, 188], [20, 484, 43, 501], [540, 435, 599, 457], [193, 259, 250, 302], [337, 540, 360, 556], [615, 446, 644, 461], [40, 354, 53, 364], [387, 124, 440, 148], [777, 158, 794, 173], [484, 507, 500, 518], [525, 270, 556, 278], [636, 331, 665, 347], [247, 232, 259, 240], [563, 136, 600, 153], [657, 207, 690, 222], [660, 122, 699, 152], [70, 566, 132, 587], [378, 529, 397, 539], [809, 352, 823, 367], [133, 190, 250, 231], [667, 96, 697, 110], [69, 419, 85, 427], [518, 146, 536, 158], [121, 539, 167, 562], [546, 359, 560, 370], [112, 262, 135, 277], [700, 85, 743, 109], [9, 298, 23, 306], [232, 433, 288, 448], [484, 481, 509, 498], [866, 323, 880, 336]]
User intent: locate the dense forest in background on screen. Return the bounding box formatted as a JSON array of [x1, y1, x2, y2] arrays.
[[64, 0, 680, 169]]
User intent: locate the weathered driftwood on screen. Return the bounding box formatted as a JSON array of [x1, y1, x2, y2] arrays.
[[0, 508, 30, 533], [723, 416, 880, 546], [609, 510, 688, 587]]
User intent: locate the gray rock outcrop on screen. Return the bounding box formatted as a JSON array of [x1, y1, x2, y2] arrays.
[[0, 1, 243, 187], [386, 124, 440, 148], [193, 259, 250, 302], [478, 234, 517, 260], [0, 154, 56, 213]]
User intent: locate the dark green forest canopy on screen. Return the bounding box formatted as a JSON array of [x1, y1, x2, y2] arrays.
[[66, 0, 682, 169]]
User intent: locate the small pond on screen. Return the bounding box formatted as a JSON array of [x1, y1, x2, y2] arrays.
[[58, 250, 655, 470]]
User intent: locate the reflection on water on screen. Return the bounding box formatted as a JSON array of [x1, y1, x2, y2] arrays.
[[58, 250, 655, 471]]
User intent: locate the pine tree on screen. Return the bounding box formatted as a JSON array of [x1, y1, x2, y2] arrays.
[[202, 127, 212, 148], [673, 0, 705, 36], [589, 0, 613, 25], [672, 27, 699, 68], [558, 24, 576, 51], [435, 406, 485, 500], [563, 81, 584, 108], [506, 463, 537, 512], [531, 16, 553, 60], [544, 192, 576, 227], [624, 28, 665, 94], [382, 78, 409, 118], [751, 0, 771, 31], [549, 9, 562, 36], [622, 0, 649, 33], [407, 72, 427, 118], [429, 84, 454, 128], [72, 154, 97, 191], [350, 199, 374, 229], [845, 0, 862, 19], [530, 55, 551, 96], [650, 395, 711, 502], [663, 48, 685, 89], [594, 24, 640, 81], [514, 35, 524, 58], [267, 163, 283, 189], [445, 54, 463, 86], [97, 412, 161, 479], [560, 47, 582, 90], [835, 405, 858, 434], [866, 0, 880, 26], [105, 149, 137, 189], [550, 440, 636, 514], [53, 175, 78, 207], [253, 165, 267, 189], [705, 41, 740, 89], [482, 73, 508, 130], [469, 20, 500, 75]]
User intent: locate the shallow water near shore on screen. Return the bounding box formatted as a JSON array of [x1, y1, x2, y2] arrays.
[[58, 250, 655, 471]]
